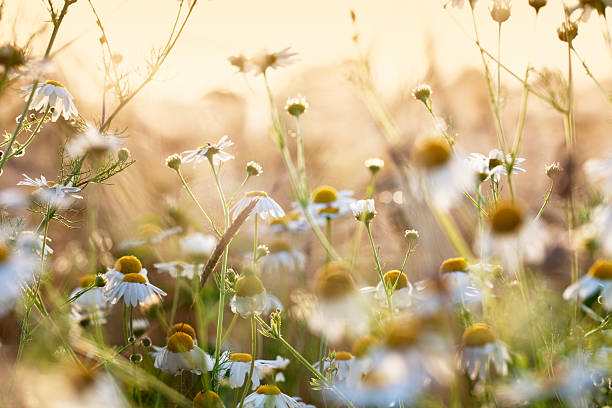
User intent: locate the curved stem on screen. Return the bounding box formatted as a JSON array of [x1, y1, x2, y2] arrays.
[[176, 169, 221, 237], [366, 224, 393, 316]]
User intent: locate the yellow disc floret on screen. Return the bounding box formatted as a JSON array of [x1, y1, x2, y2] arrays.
[[440, 257, 468, 274], [385, 317, 421, 348], [229, 352, 252, 363], [462, 323, 497, 347], [411, 137, 451, 169], [318, 207, 340, 215], [270, 213, 301, 226], [315, 262, 356, 299], [167, 332, 195, 353], [78, 274, 97, 288], [268, 240, 292, 254], [137, 223, 163, 239], [114, 255, 143, 274], [235, 274, 265, 297], [312, 185, 338, 204], [122, 273, 147, 284], [245, 190, 269, 198], [383, 270, 409, 290], [352, 335, 379, 358], [45, 80, 65, 88], [168, 323, 196, 340], [193, 390, 223, 408], [334, 351, 353, 361], [256, 385, 281, 395], [0, 245, 8, 263], [490, 203, 523, 234], [588, 260, 612, 280]]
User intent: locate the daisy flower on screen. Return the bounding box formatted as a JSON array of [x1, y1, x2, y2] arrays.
[[410, 137, 472, 210], [230, 274, 267, 318], [350, 199, 376, 223], [364, 157, 384, 174], [243, 385, 299, 408], [479, 202, 547, 274], [284, 94, 309, 117], [467, 149, 525, 183], [219, 353, 289, 389], [308, 185, 355, 221], [66, 124, 122, 158], [459, 323, 510, 381], [585, 154, 612, 196], [153, 332, 213, 375], [563, 260, 612, 311], [181, 135, 234, 167], [22, 80, 78, 121], [155, 260, 203, 279], [179, 232, 217, 258], [231, 191, 285, 222], [361, 270, 412, 311], [104, 255, 166, 307], [318, 351, 358, 382], [193, 390, 225, 408], [249, 47, 297, 75], [576, 204, 612, 256], [438, 257, 485, 307], [260, 240, 305, 275], [17, 173, 83, 207], [307, 262, 370, 342], [69, 274, 107, 324]]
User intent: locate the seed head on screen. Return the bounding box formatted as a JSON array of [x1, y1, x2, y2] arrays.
[[490, 0, 511, 23], [165, 153, 182, 170], [284, 94, 309, 117], [246, 161, 263, 177], [411, 84, 432, 105], [545, 161, 563, 180], [557, 21, 578, 43], [528, 0, 547, 12]]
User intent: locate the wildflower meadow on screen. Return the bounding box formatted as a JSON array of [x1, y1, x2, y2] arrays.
[[2, 0, 612, 406]]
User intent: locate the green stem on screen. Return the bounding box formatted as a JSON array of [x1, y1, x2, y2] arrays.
[[6, 106, 51, 161], [534, 182, 554, 221], [238, 315, 257, 408], [430, 205, 473, 261], [220, 313, 239, 346], [253, 214, 258, 262], [366, 224, 393, 316], [176, 169, 221, 237]]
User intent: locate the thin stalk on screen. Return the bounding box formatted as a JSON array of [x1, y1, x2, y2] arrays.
[[430, 205, 473, 261], [220, 313, 239, 346], [176, 169, 221, 237], [366, 224, 393, 316], [534, 182, 554, 221], [123, 303, 129, 345], [295, 116, 308, 190], [253, 215, 258, 262], [350, 173, 377, 268], [238, 315, 257, 408]]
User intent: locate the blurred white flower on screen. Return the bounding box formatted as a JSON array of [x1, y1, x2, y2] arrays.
[[467, 149, 525, 183], [284, 94, 309, 117], [350, 199, 376, 222], [230, 274, 267, 318], [260, 239, 305, 275], [249, 47, 297, 75], [155, 261, 203, 279], [17, 173, 82, 208], [69, 274, 107, 325], [232, 191, 285, 222], [364, 157, 384, 174], [317, 351, 359, 382], [563, 260, 612, 311], [0, 238, 37, 317], [219, 353, 289, 389], [459, 323, 510, 381], [308, 185, 355, 221], [105, 269, 166, 307], [360, 270, 413, 311], [118, 225, 183, 251], [243, 385, 299, 408], [153, 332, 213, 376], [0, 188, 28, 209], [584, 153, 612, 196], [22, 80, 78, 121], [179, 232, 216, 258], [268, 211, 309, 233], [66, 124, 122, 157], [181, 135, 234, 167]]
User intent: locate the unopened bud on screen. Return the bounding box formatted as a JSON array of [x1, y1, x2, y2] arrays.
[[557, 21, 578, 43], [117, 147, 130, 162], [246, 161, 263, 177], [165, 153, 182, 170]]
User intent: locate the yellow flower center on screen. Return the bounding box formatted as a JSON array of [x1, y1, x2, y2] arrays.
[[193, 390, 223, 408], [385, 317, 421, 348], [312, 186, 338, 204], [588, 260, 612, 280], [268, 240, 292, 254], [270, 213, 301, 226], [137, 223, 163, 239], [168, 322, 196, 340], [256, 385, 281, 395], [167, 332, 195, 353], [439, 257, 468, 274], [245, 190, 269, 198], [315, 263, 356, 299], [235, 274, 265, 297], [462, 323, 497, 347], [352, 335, 378, 358], [490, 203, 523, 234], [318, 207, 339, 215], [334, 351, 353, 361], [0, 245, 10, 263], [78, 274, 96, 288], [44, 80, 65, 88], [114, 255, 143, 274], [229, 352, 252, 363], [411, 137, 451, 169], [122, 273, 147, 284], [383, 270, 409, 290]]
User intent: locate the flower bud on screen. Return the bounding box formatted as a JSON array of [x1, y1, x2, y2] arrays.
[[284, 94, 309, 117], [165, 153, 182, 170], [528, 0, 546, 12], [411, 84, 432, 105], [117, 147, 130, 162], [404, 229, 420, 240], [490, 0, 511, 23], [557, 21, 578, 43], [246, 161, 263, 177], [94, 275, 106, 288], [364, 158, 384, 175]]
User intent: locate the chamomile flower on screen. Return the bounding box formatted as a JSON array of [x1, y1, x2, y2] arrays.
[[181, 135, 234, 167], [410, 137, 472, 210], [268, 212, 308, 233], [220, 353, 289, 389], [230, 274, 267, 317], [364, 158, 384, 174], [361, 270, 413, 311], [231, 191, 285, 222], [22, 80, 78, 121], [459, 323, 510, 381], [308, 185, 355, 221], [69, 274, 107, 324], [318, 351, 358, 382], [153, 332, 213, 375], [563, 260, 612, 311], [350, 199, 376, 223], [249, 47, 297, 75], [438, 257, 484, 307], [193, 390, 225, 408], [260, 240, 305, 275], [307, 262, 370, 342], [585, 153, 612, 196], [104, 256, 166, 307], [576, 204, 612, 256], [179, 232, 217, 258], [480, 202, 547, 274], [66, 124, 122, 158], [243, 385, 299, 408], [467, 149, 525, 183], [155, 261, 203, 279], [17, 173, 83, 207]]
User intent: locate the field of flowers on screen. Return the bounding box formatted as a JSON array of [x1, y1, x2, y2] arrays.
[[2, 0, 612, 407]]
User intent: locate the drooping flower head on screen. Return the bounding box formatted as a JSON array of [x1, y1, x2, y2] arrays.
[[460, 323, 510, 381], [249, 47, 297, 75], [22, 80, 78, 121], [309, 185, 355, 221], [181, 136, 234, 167], [231, 273, 267, 317], [232, 191, 285, 222]]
